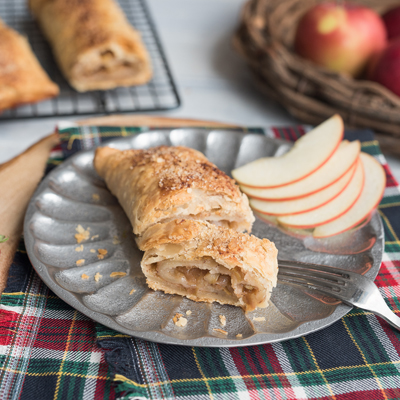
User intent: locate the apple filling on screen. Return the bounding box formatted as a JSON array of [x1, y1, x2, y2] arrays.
[[76, 60, 141, 82], [71, 45, 147, 86], [152, 259, 266, 310]]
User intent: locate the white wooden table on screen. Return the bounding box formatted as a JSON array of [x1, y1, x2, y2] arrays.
[[1, 0, 399, 180]]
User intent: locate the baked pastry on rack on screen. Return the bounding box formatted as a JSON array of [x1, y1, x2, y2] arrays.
[[0, 19, 59, 112], [29, 0, 152, 92], [137, 219, 278, 312], [94, 145, 255, 235]]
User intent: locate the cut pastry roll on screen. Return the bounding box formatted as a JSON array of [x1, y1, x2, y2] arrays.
[[94, 146, 254, 235], [29, 0, 152, 91], [137, 220, 278, 312]]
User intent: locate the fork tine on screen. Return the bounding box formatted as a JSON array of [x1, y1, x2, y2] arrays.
[[278, 259, 351, 278], [278, 272, 343, 293], [278, 266, 347, 286], [278, 259, 350, 295]]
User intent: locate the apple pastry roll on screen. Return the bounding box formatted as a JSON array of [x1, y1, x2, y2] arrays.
[[0, 19, 59, 111], [29, 0, 152, 92], [94, 146, 254, 235], [137, 220, 278, 312]]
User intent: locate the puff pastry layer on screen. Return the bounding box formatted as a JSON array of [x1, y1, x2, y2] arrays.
[[94, 146, 254, 235], [0, 19, 59, 111], [137, 219, 278, 312], [29, 0, 152, 92]]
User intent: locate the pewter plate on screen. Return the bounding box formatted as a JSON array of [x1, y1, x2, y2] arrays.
[[24, 129, 384, 347]]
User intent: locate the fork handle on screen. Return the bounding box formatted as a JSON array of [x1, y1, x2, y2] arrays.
[[350, 284, 400, 331], [371, 301, 400, 331]]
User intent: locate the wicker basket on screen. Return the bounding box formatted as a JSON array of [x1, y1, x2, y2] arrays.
[[233, 0, 400, 154]]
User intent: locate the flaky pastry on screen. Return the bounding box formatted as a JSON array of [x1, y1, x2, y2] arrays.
[[29, 0, 152, 92], [137, 219, 278, 312], [94, 146, 254, 235], [0, 19, 59, 111]]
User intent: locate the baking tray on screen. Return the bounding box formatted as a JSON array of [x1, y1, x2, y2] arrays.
[[0, 0, 180, 120], [24, 129, 384, 347]]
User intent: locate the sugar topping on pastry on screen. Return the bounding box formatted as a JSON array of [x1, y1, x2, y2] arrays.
[[94, 146, 255, 234]]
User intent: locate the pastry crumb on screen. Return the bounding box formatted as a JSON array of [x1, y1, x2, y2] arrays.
[[173, 313, 182, 323], [236, 334, 243, 338], [90, 249, 96, 253], [156, 157, 164, 163], [75, 225, 90, 244], [129, 288, 136, 295], [213, 328, 228, 335], [110, 272, 127, 278], [253, 317, 266, 322], [186, 310, 192, 316], [75, 244, 84, 252], [187, 188, 192, 193], [219, 315, 226, 327], [94, 272, 102, 282], [91, 235, 99, 240], [97, 249, 108, 260], [76, 259, 85, 266], [175, 317, 187, 327], [112, 236, 121, 245], [81, 273, 89, 280], [173, 313, 187, 327], [92, 193, 100, 202]]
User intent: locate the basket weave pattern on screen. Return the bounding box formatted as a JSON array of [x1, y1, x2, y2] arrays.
[[234, 0, 400, 152]]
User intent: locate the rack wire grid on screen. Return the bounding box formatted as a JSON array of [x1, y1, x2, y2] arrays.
[[0, 0, 181, 120]]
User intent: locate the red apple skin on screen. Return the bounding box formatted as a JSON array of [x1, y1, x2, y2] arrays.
[[383, 6, 400, 40], [368, 39, 400, 97], [295, 3, 387, 77]]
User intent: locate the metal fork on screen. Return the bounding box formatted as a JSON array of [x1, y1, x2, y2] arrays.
[[278, 259, 400, 330]]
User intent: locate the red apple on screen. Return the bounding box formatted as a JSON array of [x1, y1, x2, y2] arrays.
[[383, 6, 400, 40], [368, 39, 400, 97], [295, 3, 387, 77]]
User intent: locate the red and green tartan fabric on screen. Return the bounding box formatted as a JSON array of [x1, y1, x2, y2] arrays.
[[1, 124, 400, 400]]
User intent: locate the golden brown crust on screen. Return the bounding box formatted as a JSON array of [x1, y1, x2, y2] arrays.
[[94, 146, 254, 235], [29, 0, 152, 91], [0, 20, 59, 111], [139, 220, 278, 311]]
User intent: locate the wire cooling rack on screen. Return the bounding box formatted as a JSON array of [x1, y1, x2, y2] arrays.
[[0, 0, 181, 120]]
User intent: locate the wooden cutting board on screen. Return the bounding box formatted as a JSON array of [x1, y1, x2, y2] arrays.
[[0, 133, 59, 294], [78, 114, 237, 128], [0, 115, 235, 295]]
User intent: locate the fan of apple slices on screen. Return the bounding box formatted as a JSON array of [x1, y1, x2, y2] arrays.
[[232, 115, 386, 238]]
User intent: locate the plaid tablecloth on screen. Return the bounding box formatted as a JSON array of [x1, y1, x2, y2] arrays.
[[1, 124, 400, 400]]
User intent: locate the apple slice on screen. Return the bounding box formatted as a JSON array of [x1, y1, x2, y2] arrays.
[[241, 140, 360, 200], [313, 153, 386, 238], [232, 114, 344, 188], [277, 158, 364, 228], [250, 160, 356, 215]]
